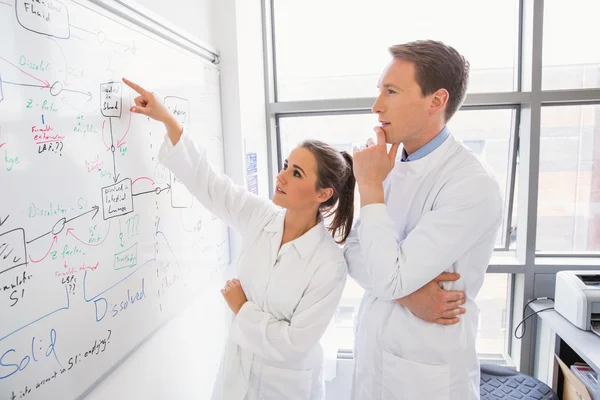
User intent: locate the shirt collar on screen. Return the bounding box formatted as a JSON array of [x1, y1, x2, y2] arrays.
[[400, 126, 450, 162], [263, 211, 327, 259], [263, 211, 284, 233]]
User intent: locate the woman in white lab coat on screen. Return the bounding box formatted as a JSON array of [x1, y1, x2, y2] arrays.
[[123, 78, 353, 400]]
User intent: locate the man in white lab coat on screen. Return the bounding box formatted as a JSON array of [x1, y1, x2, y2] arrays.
[[346, 40, 504, 399]]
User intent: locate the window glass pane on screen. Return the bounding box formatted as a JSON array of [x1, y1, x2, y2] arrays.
[[279, 108, 516, 247], [542, 0, 600, 90], [279, 112, 515, 350], [273, 0, 519, 101], [537, 105, 600, 252], [446, 109, 516, 249], [333, 274, 510, 354], [475, 274, 510, 356]]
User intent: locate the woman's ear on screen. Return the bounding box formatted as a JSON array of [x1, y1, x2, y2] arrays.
[[317, 187, 334, 204]]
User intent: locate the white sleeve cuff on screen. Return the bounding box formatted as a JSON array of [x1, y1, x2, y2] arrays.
[[158, 127, 185, 164], [229, 301, 258, 345], [359, 203, 389, 225]]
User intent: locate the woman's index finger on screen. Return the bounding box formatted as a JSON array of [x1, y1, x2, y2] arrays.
[[122, 77, 148, 95]]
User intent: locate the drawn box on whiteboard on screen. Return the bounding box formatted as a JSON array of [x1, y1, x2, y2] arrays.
[[101, 178, 133, 220], [164, 96, 190, 125], [0, 228, 27, 275], [16, 0, 70, 39], [170, 173, 193, 209], [100, 82, 122, 118], [114, 243, 138, 270]]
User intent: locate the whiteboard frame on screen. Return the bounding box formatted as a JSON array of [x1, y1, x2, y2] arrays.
[[79, 0, 220, 64]]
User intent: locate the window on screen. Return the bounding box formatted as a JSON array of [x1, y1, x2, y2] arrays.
[[475, 274, 511, 356], [334, 279, 364, 351], [542, 0, 600, 90], [278, 110, 516, 349], [537, 105, 600, 253], [278, 108, 517, 248], [333, 273, 510, 354], [267, 0, 600, 371], [273, 0, 520, 101]]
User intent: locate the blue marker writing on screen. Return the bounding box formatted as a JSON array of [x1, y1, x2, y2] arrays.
[[46, 328, 62, 368], [0, 328, 63, 380]]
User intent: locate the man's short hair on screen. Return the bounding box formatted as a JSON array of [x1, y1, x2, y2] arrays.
[[389, 40, 470, 122]]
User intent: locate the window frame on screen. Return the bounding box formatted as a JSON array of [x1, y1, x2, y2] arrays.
[[275, 106, 520, 252]]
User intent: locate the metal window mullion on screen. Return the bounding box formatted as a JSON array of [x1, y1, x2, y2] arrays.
[[262, 0, 279, 197], [533, 263, 600, 274], [488, 265, 526, 273], [269, 89, 600, 115], [269, 93, 531, 115], [269, 0, 280, 104], [540, 89, 600, 104], [507, 0, 523, 342], [517, 0, 545, 376]]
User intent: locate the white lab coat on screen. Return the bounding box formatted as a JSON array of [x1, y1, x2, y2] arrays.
[[159, 133, 347, 400], [345, 134, 503, 400]]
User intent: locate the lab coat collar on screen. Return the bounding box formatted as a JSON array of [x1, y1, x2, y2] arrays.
[[291, 220, 327, 259], [262, 211, 327, 259], [393, 133, 457, 175], [400, 126, 450, 162], [263, 211, 284, 233]]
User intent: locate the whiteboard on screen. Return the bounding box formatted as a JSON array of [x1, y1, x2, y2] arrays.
[[0, 0, 229, 398]]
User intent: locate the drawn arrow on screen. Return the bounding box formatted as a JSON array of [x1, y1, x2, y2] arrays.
[[66, 205, 100, 223], [2, 80, 91, 101], [116, 89, 133, 147], [61, 96, 99, 115], [108, 118, 120, 183], [65, 221, 111, 247], [0, 80, 51, 90], [26, 206, 100, 244], [28, 235, 58, 263], [70, 25, 96, 36], [132, 176, 155, 186], [101, 119, 111, 151], [107, 39, 129, 48], [0, 57, 50, 88], [0, 81, 50, 89], [62, 88, 92, 101], [132, 183, 171, 197], [180, 213, 202, 233]]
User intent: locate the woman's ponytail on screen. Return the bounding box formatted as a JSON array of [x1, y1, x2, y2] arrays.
[[300, 140, 357, 244], [329, 151, 355, 244]]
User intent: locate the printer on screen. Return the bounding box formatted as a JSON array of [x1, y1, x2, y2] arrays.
[[555, 270, 600, 334]]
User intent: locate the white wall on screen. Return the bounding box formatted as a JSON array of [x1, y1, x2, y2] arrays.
[[210, 0, 270, 193], [133, 0, 215, 45], [209, 0, 270, 265]]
